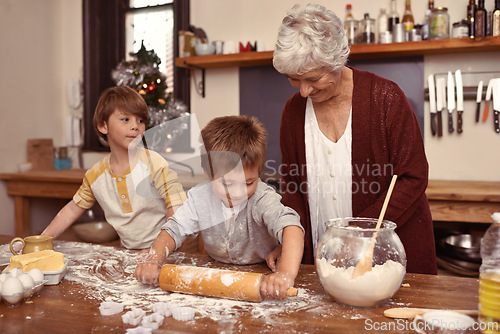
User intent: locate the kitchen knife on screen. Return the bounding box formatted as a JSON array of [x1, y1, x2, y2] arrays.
[[492, 79, 500, 134], [476, 81, 484, 123], [427, 74, 437, 136], [455, 70, 464, 134], [447, 71, 455, 133], [483, 79, 492, 122], [436, 77, 445, 137]]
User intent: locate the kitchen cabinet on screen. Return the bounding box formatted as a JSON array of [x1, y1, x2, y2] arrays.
[[426, 180, 500, 224], [175, 36, 500, 69]]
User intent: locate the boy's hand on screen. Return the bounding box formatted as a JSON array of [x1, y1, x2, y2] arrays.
[[133, 248, 162, 286], [266, 244, 282, 272], [133, 230, 175, 286], [134, 262, 161, 286], [260, 271, 295, 300]]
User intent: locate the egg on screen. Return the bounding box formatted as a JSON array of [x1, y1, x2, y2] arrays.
[[18, 273, 35, 299], [27, 268, 45, 293], [8, 268, 24, 278], [0, 272, 9, 283], [1, 277, 24, 306]]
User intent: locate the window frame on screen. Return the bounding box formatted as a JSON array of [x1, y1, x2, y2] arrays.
[[82, 0, 190, 151]]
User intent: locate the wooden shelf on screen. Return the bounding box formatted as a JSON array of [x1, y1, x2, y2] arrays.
[[176, 36, 500, 69], [176, 51, 274, 69], [350, 36, 500, 59]]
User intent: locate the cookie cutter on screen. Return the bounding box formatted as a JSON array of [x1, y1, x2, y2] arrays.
[[141, 313, 164, 329], [122, 308, 146, 326], [151, 301, 177, 317], [99, 301, 124, 316], [171, 306, 196, 321], [125, 326, 153, 334]]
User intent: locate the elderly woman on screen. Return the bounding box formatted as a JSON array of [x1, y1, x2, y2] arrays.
[[271, 3, 437, 274]]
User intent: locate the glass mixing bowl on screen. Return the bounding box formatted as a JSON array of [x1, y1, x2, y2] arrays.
[[315, 217, 407, 307]]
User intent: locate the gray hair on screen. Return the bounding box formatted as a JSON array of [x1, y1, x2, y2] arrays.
[[273, 3, 350, 75]]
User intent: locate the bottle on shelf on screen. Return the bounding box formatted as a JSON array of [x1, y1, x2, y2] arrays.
[[468, 0, 477, 38], [493, 0, 500, 36], [377, 7, 390, 43], [402, 0, 415, 32], [478, 212, 500, 333], [344, 4, 358, 45], [475, 0, 488, 38], [422, 0, 435, 40], [344, 4, 354, 23], [388, 0, 400, 35]]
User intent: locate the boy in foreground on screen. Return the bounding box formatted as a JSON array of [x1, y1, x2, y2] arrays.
[[134, 116, 304, 300]]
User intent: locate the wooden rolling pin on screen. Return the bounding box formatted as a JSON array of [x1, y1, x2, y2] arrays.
[[159, 264, 298, 302]]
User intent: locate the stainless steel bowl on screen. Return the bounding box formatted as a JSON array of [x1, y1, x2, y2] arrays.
[[443, 234, 481, 263], [444, 234, 481, 251]]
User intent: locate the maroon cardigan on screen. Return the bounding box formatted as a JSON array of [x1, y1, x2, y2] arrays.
[[279, 67, 437, 275]]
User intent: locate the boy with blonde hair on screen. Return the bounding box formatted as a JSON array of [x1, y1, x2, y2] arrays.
[[135, 115, 304, 300], [42, 86, 186, 249]]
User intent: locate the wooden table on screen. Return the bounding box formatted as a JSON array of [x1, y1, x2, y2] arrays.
[[0, 170, 206, 236], [426, 180, 500, 223], [0, 235, 480, 334]]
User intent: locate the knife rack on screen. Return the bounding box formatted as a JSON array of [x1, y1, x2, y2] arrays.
[[425, 71, 500, 100]]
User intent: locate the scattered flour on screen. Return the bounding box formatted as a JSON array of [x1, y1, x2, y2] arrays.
[[0, 241, 371, 332], [316, 258, 405, 307]]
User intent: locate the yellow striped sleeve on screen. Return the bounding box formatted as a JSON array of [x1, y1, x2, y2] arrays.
[[72, 157, 109, 209]]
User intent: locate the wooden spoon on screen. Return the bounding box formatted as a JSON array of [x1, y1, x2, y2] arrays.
[[383, 307, 478, 319], [352, 175, 398, 279]]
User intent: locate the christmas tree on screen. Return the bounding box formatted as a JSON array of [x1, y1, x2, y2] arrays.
[[112, 41, 189, 152], [112, 41, 169, 110]]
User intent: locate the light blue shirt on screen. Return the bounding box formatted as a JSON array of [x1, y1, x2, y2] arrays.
[[162, 180, 303, 265]]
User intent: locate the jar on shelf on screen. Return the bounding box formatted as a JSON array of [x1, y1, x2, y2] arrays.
[[429, 7, 449, 39], [356, 13, 376, 44], [452, 20, 469, 38]]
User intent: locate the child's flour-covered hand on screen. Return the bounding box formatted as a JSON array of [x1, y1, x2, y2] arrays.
[[260, 271, 295, 300], [133, 230, 175, 286], [133, 248, 162, 286]]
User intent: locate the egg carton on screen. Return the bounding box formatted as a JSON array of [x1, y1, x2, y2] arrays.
[[0, 268, 47, 307]]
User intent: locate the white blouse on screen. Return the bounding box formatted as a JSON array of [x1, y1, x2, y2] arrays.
[[304, 98, 353, 253]]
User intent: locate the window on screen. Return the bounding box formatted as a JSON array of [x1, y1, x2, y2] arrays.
[[125, 1, 174, 96], [82, 0, 190, 151]]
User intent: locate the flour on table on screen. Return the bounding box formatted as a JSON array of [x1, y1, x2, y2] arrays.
[[0, 242, 373, 332]]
